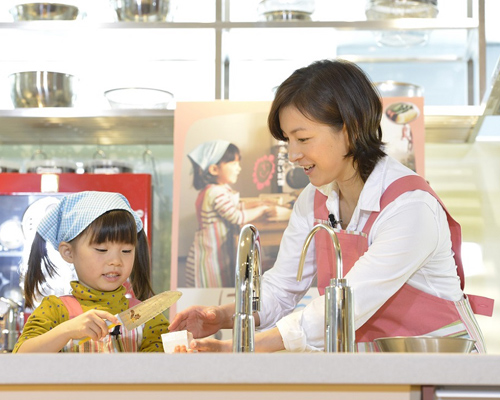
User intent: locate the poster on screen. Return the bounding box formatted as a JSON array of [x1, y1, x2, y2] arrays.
[[170, 101, 298, 323], [170, 99, 425, 321], [381, 97, 425, 176]]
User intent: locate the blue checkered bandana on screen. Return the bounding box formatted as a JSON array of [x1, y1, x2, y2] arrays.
[[37, 191, 143, 249]]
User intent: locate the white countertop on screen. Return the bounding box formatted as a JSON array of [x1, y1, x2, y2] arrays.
[[1, 353, 500, 386]]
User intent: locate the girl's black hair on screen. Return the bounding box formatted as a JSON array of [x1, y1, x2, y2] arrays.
[[190, 143, 241, 190], [268, 59, 386, 182], [23, 209, 153, 309]]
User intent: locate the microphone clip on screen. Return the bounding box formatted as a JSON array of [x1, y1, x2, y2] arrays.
[[328, 213, 343, 228]]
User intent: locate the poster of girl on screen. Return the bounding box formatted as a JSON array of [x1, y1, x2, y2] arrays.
[[185, 140, 273, 288]]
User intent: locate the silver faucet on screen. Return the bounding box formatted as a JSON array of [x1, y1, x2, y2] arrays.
[[233, 224, 261, 352], [296, 224, 355, 353]]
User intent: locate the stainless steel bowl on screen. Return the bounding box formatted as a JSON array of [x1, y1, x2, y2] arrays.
[[260, 10, 312, 21], [257, 0, 315, 21], [111, 0, 170, 22], [9, 71, 77, 108], [374, 81, 423, 97], [10, 3, 79, 21], [375, 336, 476, 353]]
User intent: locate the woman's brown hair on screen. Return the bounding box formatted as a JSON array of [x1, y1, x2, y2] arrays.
[[268, 59, 386, 182]]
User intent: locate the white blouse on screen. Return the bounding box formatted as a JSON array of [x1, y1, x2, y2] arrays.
[[257, 156, 463, 352]]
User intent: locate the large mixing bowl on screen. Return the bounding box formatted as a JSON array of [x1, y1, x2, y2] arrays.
[[10, 3, 79, 21], [365, 0, 438, 46], [104, 87, 174, 109], [9, 71, 77, 108], [374, 81, 423, 98], [111, 0, 170, 22], [375, 336, 476, 353]]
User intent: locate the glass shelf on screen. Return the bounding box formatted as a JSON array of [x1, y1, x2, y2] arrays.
[[0, 109, 174, 145], [0, 0, 487, 143]]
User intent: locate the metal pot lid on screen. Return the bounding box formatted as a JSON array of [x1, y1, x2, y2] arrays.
[[21, 196, 61, 242], [0, 160, 20, 172], [85, 159, 132, 167], [25, 159, 77, 173], [0, 298, 9, 316], [0, 217, 24, 250], [26, 159, 76, 168]]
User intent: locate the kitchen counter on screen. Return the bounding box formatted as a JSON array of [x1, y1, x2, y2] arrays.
[[1, 353, 500, 399]]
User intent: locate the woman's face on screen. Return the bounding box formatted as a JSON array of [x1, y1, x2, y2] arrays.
[[60, 231, 135, 293], [279, 105, 354, 188]]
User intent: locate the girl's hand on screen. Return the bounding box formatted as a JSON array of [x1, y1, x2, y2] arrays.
[[64, 309, 120, 342], [264, 205, 277, 219], [173, 344, 195, 353], [15, 309, 121, 353]]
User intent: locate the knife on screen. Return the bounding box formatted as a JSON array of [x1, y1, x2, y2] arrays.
[[75, 290, 182, 345]]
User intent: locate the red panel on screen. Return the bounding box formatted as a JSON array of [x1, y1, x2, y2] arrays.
[[0, 173, 153, 243], [0, 173, 43, 193]]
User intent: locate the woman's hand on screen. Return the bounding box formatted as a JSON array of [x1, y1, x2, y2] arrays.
[[174, 338, 232, 353], [169, 305, 232, 339], [173, 328, 285, 353], [191, 338, 232, 352]]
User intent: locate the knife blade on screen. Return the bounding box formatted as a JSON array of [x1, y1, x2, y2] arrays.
[[116, 290, 182, 331], [74, 290, 182, 345]]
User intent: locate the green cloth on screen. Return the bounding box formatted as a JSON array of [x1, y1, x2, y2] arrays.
[[13, 281, 169, 353]]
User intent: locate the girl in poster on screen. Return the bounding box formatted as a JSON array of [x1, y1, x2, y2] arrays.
[[185, 140, 272, 288]]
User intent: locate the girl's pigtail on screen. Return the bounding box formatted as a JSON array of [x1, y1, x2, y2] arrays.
[[24, 233, 58, 309], [130, 230, 154, 301]]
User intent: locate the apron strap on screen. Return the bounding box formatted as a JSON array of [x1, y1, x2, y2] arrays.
[[363, 175, 494, 316], [362, 175, 466, 290], [60, 295, 82, 320]]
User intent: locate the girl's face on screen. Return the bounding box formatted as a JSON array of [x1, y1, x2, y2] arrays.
[[279, 105, 355, 188], [211, 156, 242, 185], [59, 231, 135, 292]]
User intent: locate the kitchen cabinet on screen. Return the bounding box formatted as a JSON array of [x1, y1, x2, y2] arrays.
[[0, 0, 489, 145]]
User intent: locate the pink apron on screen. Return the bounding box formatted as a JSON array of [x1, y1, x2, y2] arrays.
[[59, 296, 144, 353], [314, 175, 494, 352]]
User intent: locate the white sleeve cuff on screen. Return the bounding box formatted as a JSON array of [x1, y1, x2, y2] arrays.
[[276, 296, 325, 353], [276, 311, 308, 352]]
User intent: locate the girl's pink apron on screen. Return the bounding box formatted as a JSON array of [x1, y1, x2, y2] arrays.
[[59, 296, 144, 353], [314, 175, 494, 352]]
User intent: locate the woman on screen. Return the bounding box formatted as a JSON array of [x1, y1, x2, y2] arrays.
[[170, 59, 493, 353]]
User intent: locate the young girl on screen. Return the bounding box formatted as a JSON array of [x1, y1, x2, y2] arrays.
[[185, 140, 272, 288], [14, 191, 170, 353]]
